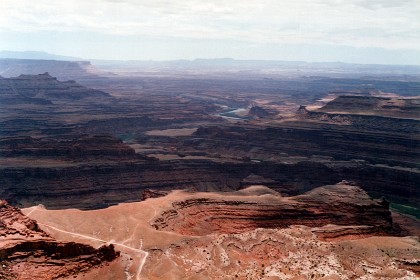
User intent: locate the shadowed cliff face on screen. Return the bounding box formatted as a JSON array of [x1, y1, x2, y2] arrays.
[[0, 65, 418, 279], [0, 132, 418, 211], [151, 183, 394, 236], [0, 72, 111, 105], [0, 135, 136, 158], [0, 74, 418, 218], [0, 200, 119, 280], [181, 95, 419, 214], [1, 147, 418, 211]]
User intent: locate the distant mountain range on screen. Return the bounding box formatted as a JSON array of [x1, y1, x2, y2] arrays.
[[0, 58, 105, 83], [0, 50, 84, 61], [1, 50, 420, 78]]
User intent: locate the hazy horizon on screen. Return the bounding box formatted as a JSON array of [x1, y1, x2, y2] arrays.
[[1, 0, 419, 65]]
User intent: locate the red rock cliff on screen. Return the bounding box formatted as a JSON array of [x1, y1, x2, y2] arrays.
[[151, 183, 394, 236], [0, 200, 119, 280]]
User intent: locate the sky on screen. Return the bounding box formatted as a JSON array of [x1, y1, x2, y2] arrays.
[[0, 0, 419, 64]]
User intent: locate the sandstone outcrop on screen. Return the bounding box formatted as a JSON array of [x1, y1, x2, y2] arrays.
[[151, 183, 395, 236], [0, 72, 111, 105], [0, 200, 119, 280], [20, 185, 420, 280], [247, 105, 273, 118], [318, 95, 420, 119], [143, 227, 420, 279], [142, 189, 170, 200]]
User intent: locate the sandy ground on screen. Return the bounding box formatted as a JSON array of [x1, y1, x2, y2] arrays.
[[22, 189, 420, 280], [23, 191, 194, 280]]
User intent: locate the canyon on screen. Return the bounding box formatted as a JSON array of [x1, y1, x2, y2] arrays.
[[0, 57, 419, 279]]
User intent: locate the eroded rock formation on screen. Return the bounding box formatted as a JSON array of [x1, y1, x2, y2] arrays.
[[0, 74, 418, 220], [0, 135, 136, 158], [143, 227, 420, 279], [20, 185, 420, 279], [151, 183, 395, 236], [0, 200, 119, 280], [247, 105, 273, 118], [0, 72, 111, 105]]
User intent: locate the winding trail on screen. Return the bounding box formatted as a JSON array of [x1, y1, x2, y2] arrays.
[[37, 222, 149, 280], [24, 206, 39, 217]]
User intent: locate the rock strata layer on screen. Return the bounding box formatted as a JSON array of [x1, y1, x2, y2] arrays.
[[151, 183, 395, 236], [0, 200, 119, 280]]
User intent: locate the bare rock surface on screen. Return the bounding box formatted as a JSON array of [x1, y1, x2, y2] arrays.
[[0, 72, 111, 105], [0, 200, 119, 280], [21, 183, 420, 279], [144, 227, 420, 280], [151, 183, 394, 236]]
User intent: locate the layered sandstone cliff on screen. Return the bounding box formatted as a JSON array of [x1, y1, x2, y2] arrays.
[[0, 135, 136, 158], [0, 200, 119, 280], [151, 183, 395, 236], [0, 72, 111, 105]]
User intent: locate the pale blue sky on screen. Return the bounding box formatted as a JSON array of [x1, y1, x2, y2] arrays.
[[1, 0, 419, 64]]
